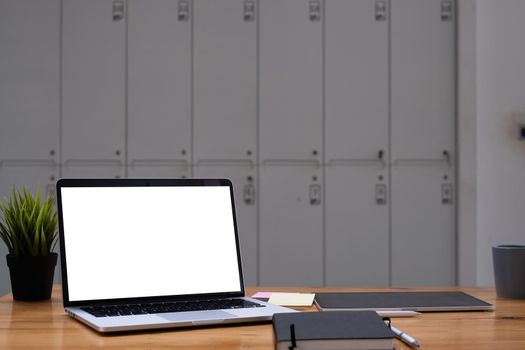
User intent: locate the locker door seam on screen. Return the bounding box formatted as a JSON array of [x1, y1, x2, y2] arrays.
[[59, 0, 63, 180], [321, 0, 326, 287], [387, 1, 393, 287], [124, 0, 129, 178]]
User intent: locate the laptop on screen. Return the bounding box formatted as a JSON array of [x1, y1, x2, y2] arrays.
[[56, 178, 296, 333]]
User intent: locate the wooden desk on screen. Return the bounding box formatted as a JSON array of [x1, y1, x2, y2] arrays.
[[1, 286, 525, 349]]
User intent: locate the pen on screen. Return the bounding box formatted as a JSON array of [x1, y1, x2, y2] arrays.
[[389, 325, 420, 349]]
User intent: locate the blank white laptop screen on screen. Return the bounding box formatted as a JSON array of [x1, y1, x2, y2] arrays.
[[60, 186, 242, 302]]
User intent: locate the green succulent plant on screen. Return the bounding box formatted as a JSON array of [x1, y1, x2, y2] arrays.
[[0, 187, 58, 257]]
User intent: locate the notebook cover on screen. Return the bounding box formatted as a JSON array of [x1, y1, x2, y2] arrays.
[[272, 311, 394, 343], [314, 291, 493, 311]]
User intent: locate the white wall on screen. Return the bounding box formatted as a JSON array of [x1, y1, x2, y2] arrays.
[[476, 0, 525, 285]]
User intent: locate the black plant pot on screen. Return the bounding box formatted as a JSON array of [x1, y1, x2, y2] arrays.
[[6, 253, 58, 301]]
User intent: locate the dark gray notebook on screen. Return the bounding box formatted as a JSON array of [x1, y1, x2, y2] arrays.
[[273, 311, 394, 350], [314, 291, 493, 312]]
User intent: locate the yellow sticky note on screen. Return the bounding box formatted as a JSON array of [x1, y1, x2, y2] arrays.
[[267, 292, 315, 306]]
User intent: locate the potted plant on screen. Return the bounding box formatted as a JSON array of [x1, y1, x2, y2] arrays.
[[0, 187, 58, 301]]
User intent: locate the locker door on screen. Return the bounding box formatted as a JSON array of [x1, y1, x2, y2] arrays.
[[391, 0, 455, 160], [194, 165, 258, 286], [325, 166, 389, 286], [259, 0, 323, 161], [324, 0, 389, 286], [325, 0, 388, 160], [390, 0, 456, 286], [391, 166, 455, 285], [62, 0, 126, 169], [193, 0, 257, 162], [0, 0, 60, 161], [128, 0, 191, 178], [259, 166, 323, 286], [0, 163, 59, 295]]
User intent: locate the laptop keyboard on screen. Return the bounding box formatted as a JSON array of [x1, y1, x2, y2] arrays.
[[80, 298, 265, 318]]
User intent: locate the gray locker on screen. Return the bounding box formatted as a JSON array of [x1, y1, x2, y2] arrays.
[[259, 0, 323, 161], [324, 0, 389, 286], [391, 165, 455, 285], [325, 0, 388, 161], [62, 0, 126, 163], [127, 0, 191, 169], [193, 164, 258, 286], [325, 166, 389, 286], [259, 165, 323, 286], [391, 0, 455, 160], [193, 0, 257, 162], [390, 0, 456, 286], [0, 163, 59, 295], [0, 0, 60, 161], [0, 1, 60, 296]]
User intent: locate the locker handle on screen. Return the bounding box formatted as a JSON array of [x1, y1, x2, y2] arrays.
[[112, 0, 125, 22], [178, 0, 190, 22], [442, 150, 451, 166], [441, 183, 453, 205], [393, 151, 452, 168], [441, 0, 453, 21], [262, 159, 321, 168], [392, 159, 450, 167], [243, 183, 255, 205], [375, 183, 387, 205], [327, 151, 386, 169], [375, 0, 387, 21], [64, 159, 124, 167], [243, 0, 255, 22], [309, 184, 321, 205], [328, 159, 385, 169], [328, 149, 386, 170], [0, 159, 57, 168], [309, 0, 321, 22], [130, 159, 189, 169], [196, 159, 255, 168], [378, 149, 386, 169]]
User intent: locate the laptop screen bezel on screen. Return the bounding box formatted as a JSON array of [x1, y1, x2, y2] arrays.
[[56, 178, 246, 307]]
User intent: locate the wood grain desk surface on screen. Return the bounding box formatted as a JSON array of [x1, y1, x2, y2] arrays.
[[1, 285, 525, 349]]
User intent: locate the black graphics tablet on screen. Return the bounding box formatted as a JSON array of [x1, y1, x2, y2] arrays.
[[314, 291, 493, 312]]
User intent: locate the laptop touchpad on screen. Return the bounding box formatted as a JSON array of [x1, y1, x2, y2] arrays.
[[159, 310, 234, 323]]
